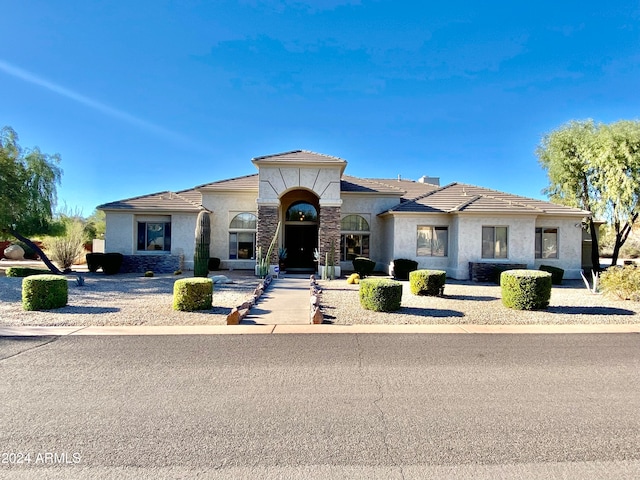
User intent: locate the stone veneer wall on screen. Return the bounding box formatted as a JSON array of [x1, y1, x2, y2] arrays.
[[121, 255, 183, 273], [318, 206, 340, 266], [257, 205, 279, 264], [468, 262, 527, 282]]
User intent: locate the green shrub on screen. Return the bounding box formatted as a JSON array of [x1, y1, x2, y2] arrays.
[[144, 271, 154, 277], [102, 253, 123, 275], [409, 269, 446, 296], [359, 278, 402, 312], [22, 275, 68, 311], [85, 253, 104, 272], [173, 278, 213, 311], [539, 265, 564, 285], [501, 270, 552, 310], [600, 265, 640, 301], [6, 267, 51, 277], [392, 258, 418, 280], [352, 257, 376, 277], [208, 257, 221, 271]]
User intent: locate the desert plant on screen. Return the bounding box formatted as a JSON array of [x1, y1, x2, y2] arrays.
[[257, 222, 281, 277], [101, 253, 123, 275], [44, 220, 85, 270], [359, 278, 402, 312], [75, 275, 85, 286], [346, 273, 360, 284], [6, 267, 50, 277], [539, 265, 564, 285], [409, 269, 446, 296], [600, 265, 640, 301], [352, 257, 375, 277], [22, 274, 68, 311], [392, 258, 418, 280], [194, 211, 211, 277], [144, 271, 154, 277], [501, 269, 552, 310], [174, 270, 182, 275], [85, 252, 104, 272], [173, 278, 213, 311]]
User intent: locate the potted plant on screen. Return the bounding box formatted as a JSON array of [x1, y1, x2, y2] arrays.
[[278, 247, 288, 272]]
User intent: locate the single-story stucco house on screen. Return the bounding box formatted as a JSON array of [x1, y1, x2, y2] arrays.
[[98, 150, 594, 280]]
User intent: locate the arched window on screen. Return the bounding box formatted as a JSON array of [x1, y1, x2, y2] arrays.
[[285, 202, 318, 222], [229, 213, 257, 260], [340, 215, 370, 261]]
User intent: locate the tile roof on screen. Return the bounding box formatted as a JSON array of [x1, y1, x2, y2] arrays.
[[386, 182, 590, 216], [97, 190, 203, 212], [252, 150, 347, 165], [195, 174, 259, 191]]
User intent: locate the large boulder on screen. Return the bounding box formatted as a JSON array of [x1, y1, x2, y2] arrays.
[[4, 244, 25, 260]]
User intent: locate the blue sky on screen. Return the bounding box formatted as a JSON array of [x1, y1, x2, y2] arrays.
[[2, 0, 639, 216]]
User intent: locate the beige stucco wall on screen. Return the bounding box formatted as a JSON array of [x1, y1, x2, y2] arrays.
[[201, 191, 258, 270], [390, 214, 454, 274], [533, 216, 584, 279], [339, 193, 400, 272], [258, 166, 342, 206], [104, 211, 198, 268]]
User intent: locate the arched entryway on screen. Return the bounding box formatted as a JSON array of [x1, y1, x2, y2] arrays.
[[281, 190, 319, 272]]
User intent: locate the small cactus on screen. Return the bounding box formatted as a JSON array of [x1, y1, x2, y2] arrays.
[[75, 275, 85, 287]]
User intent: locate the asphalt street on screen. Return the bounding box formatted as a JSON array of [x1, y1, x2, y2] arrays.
[[1, 333, 639, 479]]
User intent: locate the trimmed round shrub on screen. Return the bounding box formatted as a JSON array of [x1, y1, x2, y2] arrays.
[[22, 274, 68, 311], [392, 258, 418, 280], [102, 253, 123, 275], [359, 278, 402, 312], [144, 271, 154, 277], [410, 269, 446, 296], [352, 257, 376, 277], [539, 265, 564, 285], [501, 269, 552, 310], [85, 252, 104, 273], [173, 278, 213, 311]]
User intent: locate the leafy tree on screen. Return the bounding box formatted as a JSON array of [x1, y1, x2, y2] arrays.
[[0, 126, 64, 273], [537, 119, 640, 269]]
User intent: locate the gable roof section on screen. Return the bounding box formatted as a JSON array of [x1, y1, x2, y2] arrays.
[[195, 174, 259, 192], [97, 190, 203, 212], [387, 182, 590, 216], [252, 149, 347, 166]]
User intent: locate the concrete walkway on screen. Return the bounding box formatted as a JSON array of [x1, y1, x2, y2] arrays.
[[243, 276, 311, 325]]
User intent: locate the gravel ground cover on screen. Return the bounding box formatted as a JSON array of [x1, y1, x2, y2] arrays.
[[1, 267, 639, 326], [317, 278, 640, 325], [0, 271, 260, 326]]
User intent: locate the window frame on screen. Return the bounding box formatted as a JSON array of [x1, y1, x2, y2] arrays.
[[481, 226, 508, 259], [229, 212, 257, 260], [137, 220, 172, 252], [535, 227, 559, 259], [340, 214, 370, 261], [416, 225, 449, 257]]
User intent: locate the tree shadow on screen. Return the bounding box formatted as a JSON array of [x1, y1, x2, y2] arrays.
[[53, 306, 120, 314], [547, 306, 636, 316], [441, 294, 499, 302], [396, 306, 465, 318]]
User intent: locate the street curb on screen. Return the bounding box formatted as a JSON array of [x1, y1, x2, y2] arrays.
[[0, 324, 639, 336]]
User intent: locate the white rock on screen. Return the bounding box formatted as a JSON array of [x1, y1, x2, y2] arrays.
[[211, 275, 232, 284], [3, 244, 25, 260]]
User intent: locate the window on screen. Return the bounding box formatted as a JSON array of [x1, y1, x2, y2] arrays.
[[535, 227, 558, 259], [482, 226, 508, 259], [417, 226, 448, 257], [137, 221, 171, 252], [229, 213, 256, 259], [285, 202, 317, 222], [340, 215, 370, 261]]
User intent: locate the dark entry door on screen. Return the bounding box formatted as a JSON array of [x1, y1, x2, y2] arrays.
[[285, 224, 318, 270]]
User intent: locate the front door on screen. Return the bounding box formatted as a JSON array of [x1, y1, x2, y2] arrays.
[[285, 224, 317, 271]]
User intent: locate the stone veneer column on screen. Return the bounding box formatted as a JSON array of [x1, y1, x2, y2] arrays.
[[257, 205, 279, 264], [318, 205, 341, 266]]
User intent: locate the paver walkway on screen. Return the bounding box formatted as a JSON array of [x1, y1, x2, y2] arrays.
[[242, 275, 311, 325]]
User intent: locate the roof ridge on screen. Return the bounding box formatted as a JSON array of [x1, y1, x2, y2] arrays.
[[172, 190, 204, 209], [192, 173, 259, 190], [387, 182, 455, 211], [252, 150, 346, 162], [455, 182, 545, 212], [97, 190, 171, 209]]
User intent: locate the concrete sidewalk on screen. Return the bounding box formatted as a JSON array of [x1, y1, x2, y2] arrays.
[[1, 324, 639, 336], [243, 276, 311, 325]]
